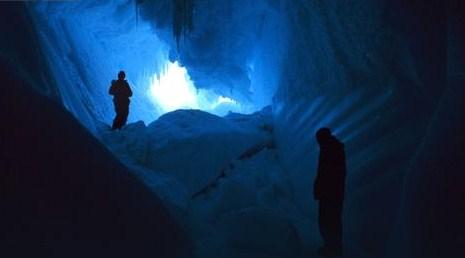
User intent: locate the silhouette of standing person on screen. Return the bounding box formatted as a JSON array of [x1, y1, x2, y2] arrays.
[[314, 128, 346, 257], [109, 71, 133, 130]]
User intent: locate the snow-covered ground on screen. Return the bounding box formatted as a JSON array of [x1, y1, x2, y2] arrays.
[[97, 107, 336, 258]]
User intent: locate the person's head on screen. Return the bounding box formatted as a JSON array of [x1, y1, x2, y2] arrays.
[[118, 70, 126, 80], [316, 127, 332, 145]]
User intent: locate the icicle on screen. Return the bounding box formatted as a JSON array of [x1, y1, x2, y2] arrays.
[[135, 0, 144, 27], [172, 0, 194, 49]]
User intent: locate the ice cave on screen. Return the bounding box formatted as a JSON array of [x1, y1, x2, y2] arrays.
[[1, 1, 464, 258]]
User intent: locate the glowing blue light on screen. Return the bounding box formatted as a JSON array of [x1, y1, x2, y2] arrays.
[[213, 96, 237, 108], [148, 61, 242, 116], [149, 61, 199, 112]]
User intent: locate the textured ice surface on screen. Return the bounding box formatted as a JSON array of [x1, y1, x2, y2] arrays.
[[28, 0, 287, 132], [98, 108, 321, 258], [99, 107, 273, 195], [4, 1, 462, 257], [271, 2, 465, 257]]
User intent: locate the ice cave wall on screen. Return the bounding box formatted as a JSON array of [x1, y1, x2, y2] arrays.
[[27, 0, 289, 133], [0, 4, 188, 257], [137, 1, 464, 256], [272, 1, 464, 257], [138, 0, 289, 110], [28, 1, 171, 132], [5, 1, 463, 257]]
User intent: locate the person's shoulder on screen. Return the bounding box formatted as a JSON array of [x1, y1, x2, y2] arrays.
[[115, 79, 127, 85], [330, 136, 344, 148], [336, 138, 344, 147]]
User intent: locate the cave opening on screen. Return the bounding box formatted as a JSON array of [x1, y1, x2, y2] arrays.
[[1, 1, 464, 258], [28, 0, 284, 130]]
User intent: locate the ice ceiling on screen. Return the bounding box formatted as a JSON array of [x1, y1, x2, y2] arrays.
[[29, 0, 287, 130]]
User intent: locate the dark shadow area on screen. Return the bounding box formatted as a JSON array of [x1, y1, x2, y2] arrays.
[[0, 4, 189, 256], [0, 61, 188, 258]]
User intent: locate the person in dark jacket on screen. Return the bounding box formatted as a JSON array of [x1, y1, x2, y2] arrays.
[[314, 127, 346, 257], [109, 71, 133, 130]]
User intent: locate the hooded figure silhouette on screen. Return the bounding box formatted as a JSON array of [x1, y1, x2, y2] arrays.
[[314, 128, 346, 257], [109, 71, 132, 130]]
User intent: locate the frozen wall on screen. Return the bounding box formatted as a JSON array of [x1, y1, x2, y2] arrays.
[[395, 4, 465, 257], [29, 1, 170, 132], [27, 0, 288, 133], [0, 4, 188, 257], [139, 0, 289, 110], [4, 1, 464, 257], [272, 0, 464, 257]]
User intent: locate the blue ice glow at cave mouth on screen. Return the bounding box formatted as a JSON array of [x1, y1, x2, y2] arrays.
[[149, 61, 241, 116], [27, 0, 271, 130]]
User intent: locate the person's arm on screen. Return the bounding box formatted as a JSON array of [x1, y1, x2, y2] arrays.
[[109, 80, 116, 95], [313, 177, 321, 200], [314, 154, 323, 200], [128, 85, 133, 97], [125, 82, 133, 97]]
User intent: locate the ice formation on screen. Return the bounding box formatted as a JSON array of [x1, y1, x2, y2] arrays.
[[1, 1, 464, 258]]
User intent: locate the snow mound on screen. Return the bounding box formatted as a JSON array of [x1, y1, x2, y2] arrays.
[[99, 107, 274, 199], [187, 148, 311, 258], [145, 108, 274, 195]]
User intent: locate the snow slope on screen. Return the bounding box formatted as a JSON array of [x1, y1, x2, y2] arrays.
[[98, 107, 273, 204], [97, 107, 371, 258], [97, 108, 309, 258], [0, 62, 187, 258]]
